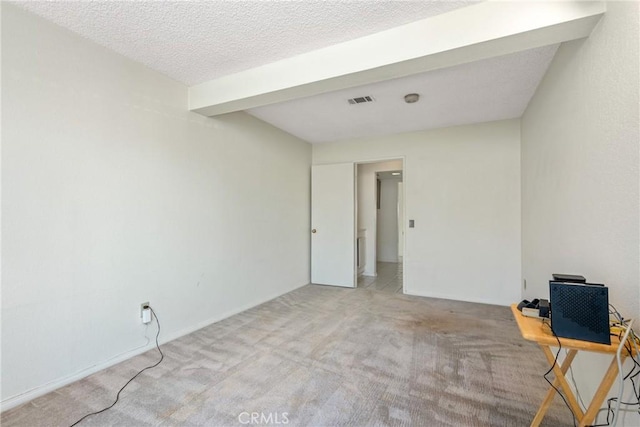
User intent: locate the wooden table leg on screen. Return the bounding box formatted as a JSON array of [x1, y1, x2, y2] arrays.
[[542, 346, 585, 422], [531, 348, 580, 427], [531, 348, 578, 426], [578, 355, 624, 427]]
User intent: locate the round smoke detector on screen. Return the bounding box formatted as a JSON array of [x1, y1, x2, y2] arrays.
[[404, 93, 420, 104]]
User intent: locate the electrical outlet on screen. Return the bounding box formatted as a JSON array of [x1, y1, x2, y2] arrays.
[[140, 301, 149, 318]]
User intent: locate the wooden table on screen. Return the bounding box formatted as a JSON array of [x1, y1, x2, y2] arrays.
[[511, 304, 631, 427]]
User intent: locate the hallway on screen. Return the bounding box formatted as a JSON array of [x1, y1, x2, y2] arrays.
[[357, 261, 402, 293]]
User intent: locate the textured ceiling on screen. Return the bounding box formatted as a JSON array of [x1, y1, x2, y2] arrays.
[[13, 0, 560, 144], [248, 45, 559, 144], [13, 0, 479, 86]]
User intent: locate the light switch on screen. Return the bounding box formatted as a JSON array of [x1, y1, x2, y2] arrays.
[[409, 220, 415, 228]]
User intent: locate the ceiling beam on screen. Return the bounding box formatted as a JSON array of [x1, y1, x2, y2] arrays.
[[189, 1, 605, 117]]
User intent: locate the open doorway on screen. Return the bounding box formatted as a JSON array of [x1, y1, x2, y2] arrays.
[[355, 159, 404, 293]]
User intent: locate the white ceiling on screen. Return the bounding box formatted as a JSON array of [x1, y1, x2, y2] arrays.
[[14, 0, 560, 145], [14, 0, 479, 86], [248, 45, 559, 143]]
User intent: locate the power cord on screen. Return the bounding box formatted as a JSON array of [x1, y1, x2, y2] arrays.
[[610, 319, 634, 426], [589, 328, 640, 427], [69, 307, 164, 427], [568, 357, 588, 412], [585, 304, 640, 427], [542, 319, 577, 427]]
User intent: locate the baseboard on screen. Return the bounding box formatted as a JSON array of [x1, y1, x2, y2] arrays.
[[1, 341, 156, 412], [403, 288, 512, 307], [0, 281, 308, 412]]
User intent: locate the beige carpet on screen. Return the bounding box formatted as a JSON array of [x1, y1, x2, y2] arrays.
[[2, 284, 572, 426]]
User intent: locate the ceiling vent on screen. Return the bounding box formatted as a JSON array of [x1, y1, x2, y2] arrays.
[[348, 96, 374, 105]]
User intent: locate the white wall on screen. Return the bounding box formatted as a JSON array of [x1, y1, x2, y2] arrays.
[[377, 178, 401, 262], [398, 182, 404, 258], [314, 120, 521, 306], [521, 3, 639, 423], [521, 1, 639, 319], [357, 160, 402, 276], [1, 4, 311, 408]]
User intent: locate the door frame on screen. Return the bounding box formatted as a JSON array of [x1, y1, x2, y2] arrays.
[[354, 156, 406, 294]]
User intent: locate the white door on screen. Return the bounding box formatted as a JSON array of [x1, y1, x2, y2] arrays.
[[311, 163, 356, 287]]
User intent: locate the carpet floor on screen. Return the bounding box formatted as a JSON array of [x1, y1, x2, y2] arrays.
[[2, 283, 572, 426]]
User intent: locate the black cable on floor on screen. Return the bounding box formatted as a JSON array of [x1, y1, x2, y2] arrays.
[[69, 307, 164, 427]]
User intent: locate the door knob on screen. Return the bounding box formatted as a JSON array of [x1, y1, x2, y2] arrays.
[[311, 229, 317, 233]]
